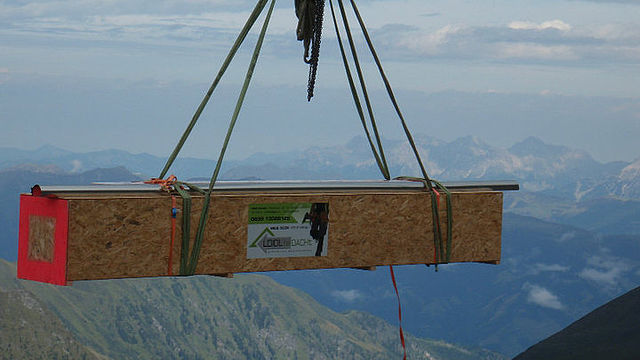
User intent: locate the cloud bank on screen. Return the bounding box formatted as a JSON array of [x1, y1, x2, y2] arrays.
[[2, 1, 639, 66], [579, 255, 633, 287], [377, 20, 640, 65]]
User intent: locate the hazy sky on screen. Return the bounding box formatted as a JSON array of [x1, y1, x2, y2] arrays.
[[1, 0, 639, 162]]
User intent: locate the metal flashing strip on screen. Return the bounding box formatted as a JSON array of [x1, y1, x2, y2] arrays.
[[32, 180, 519, 195]]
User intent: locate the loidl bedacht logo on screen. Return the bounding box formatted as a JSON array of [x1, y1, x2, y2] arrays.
[[249, 227, 292, 252]]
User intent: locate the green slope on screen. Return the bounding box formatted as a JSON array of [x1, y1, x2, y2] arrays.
[[0, 261, 104, 360], [1, 260, 505, 359]]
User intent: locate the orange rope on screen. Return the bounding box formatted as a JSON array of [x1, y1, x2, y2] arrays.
[[145, 176, 179, 275], [389, 265, 407, 360], [144, 175, 177, 191]]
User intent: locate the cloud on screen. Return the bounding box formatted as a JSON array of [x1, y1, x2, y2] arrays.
[[579, 255, 632, 287], [529, 263, 570, 275], [70, 159, 83, 173], [497, 43, 577, 61], [509, 20, 572, 32], [0, 1, 288, 45], [395, 24, 464, 56], [331, 289, 363, 303], [523, 284, 564, 310], [373, 17, 640, 66], [0, 0, 253, 19], [558, 231, 576, 242], [2, 0, 639, 101], [3, 1, 640, 67]]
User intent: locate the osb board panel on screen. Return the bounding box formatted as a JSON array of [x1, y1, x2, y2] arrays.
[[65, 191, 502, 281], [67, 197, 173, 280], [28, 215, 56, 262]]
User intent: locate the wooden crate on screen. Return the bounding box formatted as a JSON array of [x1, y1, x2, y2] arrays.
[[17, 181, 506, 285]]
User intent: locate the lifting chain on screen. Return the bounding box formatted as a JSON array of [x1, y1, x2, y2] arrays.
[[295, 0, 326, 101]]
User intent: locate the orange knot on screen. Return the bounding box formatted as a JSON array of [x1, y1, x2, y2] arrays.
[[145, 175, 178, 191]]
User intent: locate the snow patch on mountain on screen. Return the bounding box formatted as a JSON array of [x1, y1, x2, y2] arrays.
[[605, 157, 640, 199], [620, 158, 640, 179]]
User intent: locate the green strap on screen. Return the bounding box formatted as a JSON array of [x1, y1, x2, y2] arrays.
[[170, 182, 204, 275], [337, 0, 452, 265], [396, 177, 453, 263], [431, 191, 444, 263], [159, 0, 270, 180], [183, 0, 277, 276], [328, 0, 390, 180], [348, 0, 431, 188], [432, 180, 453, 263], [335, 0, 390, 178], [178, 182, 206, 195], [173, 184, 192, 275]]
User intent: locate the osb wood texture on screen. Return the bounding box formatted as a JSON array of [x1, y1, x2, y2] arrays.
[[65, 191, 502, 281], [28, 215, 56, 263], [67, 197, 172, 280]]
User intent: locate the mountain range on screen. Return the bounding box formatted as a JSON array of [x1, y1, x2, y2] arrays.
[[2, 135, 638, 199], [1, 135, 638, 357], [0, 259, 504, 360], [238, 135, 638, 203]]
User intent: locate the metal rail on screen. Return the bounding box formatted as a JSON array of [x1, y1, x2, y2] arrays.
[[32, 180, 519, 195]]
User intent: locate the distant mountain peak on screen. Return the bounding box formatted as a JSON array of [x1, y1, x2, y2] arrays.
[[413, 134, 445, 147], [509, 137, 570, 157], [33, 144, 72, 157], [449, 135, 492, 151]]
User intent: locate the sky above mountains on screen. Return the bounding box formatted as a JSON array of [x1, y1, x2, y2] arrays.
[[1, 0, 639, 162], [2, 0, 638, 94]]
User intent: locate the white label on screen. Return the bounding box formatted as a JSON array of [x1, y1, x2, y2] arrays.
[[247, 202, 329, 259]]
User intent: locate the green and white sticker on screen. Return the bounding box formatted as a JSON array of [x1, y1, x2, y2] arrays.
[[247, 202, 329, 259]]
